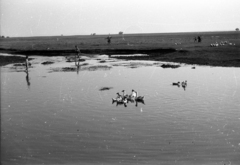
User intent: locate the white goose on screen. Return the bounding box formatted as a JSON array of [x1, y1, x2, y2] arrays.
[[112, 92, 123, 102], [112, 92, 128, 105], [122, 90, 129, 99], [129, 89, 137, 98]]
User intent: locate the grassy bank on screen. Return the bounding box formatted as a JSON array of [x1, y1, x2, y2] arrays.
[[1, 31, 240, 67]]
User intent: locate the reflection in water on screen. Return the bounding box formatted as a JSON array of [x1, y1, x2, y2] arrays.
[[25, 55, 29, 69], [182, 85, 186, 91], [75, 45, 82, 74], [112, 98, 145, 107], [112, 91, 145, 107], [181, 80, 187, 91], [112, 94, 128, 107], [25, 70, 30, 89], [114, 101, 127, 107], [2, 56, 240, 165], [75, 54, 81, 74], [135, 100, 145, 107], [25, 55, 30, 88], [172, 81, 188, 91], [127, 97, 135, 103]]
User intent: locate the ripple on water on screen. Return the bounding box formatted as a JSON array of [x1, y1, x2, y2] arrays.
[[1, 56, 240, 164]]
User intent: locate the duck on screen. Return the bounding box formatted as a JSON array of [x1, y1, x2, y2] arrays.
[[181, 80, 187, 90], [181, 80, 187, 87], [135, 91, 144, 102], [172, 82, 180, 86], [115, 97, 128, 107], [122, 90, 135, 103]]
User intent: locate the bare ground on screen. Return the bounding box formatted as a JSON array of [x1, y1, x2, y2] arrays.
[[1, 31, 240, 67]]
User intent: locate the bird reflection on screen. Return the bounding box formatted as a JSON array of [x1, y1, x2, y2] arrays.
[[182, 85, 186, 91], [117, 102, 127, 107], [112, 98, 145, 107], [112, 99, 127, 107], [135, 100, 145, 107]]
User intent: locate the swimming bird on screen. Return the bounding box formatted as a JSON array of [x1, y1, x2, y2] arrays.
[[115, 97, 128, 107], [172, 82, 180, 86], [135, 91, 144, 102], [181, 80, 187, 90], [181, 80, 187, 87], [122, 90, 135, 103], [129, 89, 137, 98], [122, 90, 129, 99], [112, 92, 123, 102]]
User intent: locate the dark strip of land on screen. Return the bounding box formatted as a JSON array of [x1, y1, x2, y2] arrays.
[[1, 31, 240, 67]]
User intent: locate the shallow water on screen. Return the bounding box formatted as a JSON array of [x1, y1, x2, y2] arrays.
[[1, 55, 240, 165]]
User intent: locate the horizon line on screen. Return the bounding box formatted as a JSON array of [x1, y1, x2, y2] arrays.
[[2, 30, 239, 38]]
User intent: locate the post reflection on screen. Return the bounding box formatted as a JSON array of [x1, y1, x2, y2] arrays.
[[75, 54, 81, 74], [25, 55, 30, 89], [75, 45, 81, 74], [25, 70, 30, 89]]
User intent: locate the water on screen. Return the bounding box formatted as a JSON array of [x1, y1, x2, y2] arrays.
[[1, 55, 240, 165]]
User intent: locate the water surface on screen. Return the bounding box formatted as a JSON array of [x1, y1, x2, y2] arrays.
[[1, 55, 240, 165]]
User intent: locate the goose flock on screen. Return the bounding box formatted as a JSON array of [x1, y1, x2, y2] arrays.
[[210, 41, 235, 47], [112, 89, 145, 107], [112, 81, 187, 107]]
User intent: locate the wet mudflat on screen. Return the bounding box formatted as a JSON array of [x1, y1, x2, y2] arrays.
[[1, 55, 240, 165]]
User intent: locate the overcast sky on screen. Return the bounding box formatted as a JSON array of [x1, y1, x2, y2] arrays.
[[1, 0, 240, 37]]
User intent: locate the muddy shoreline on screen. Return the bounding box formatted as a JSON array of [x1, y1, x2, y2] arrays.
[[1, 31, 239, 67], [1, 48, 240, 67]]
